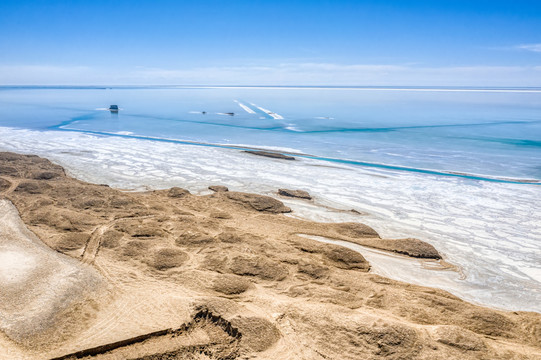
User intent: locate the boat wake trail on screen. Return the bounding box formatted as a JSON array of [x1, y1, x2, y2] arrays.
[[233, 100, 256, 114]]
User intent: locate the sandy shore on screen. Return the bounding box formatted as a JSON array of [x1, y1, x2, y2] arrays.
[[2, 126, 539, 313], [0, 151, 540, 359]]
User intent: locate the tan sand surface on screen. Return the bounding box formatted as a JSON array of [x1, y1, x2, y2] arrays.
[[0, 151, 540, 359], [0, 199, 104, 350]]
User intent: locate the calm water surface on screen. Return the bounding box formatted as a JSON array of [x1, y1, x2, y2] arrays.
[[1, 86, 540, 181]]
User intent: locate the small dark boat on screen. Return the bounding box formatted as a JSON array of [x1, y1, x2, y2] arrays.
[[109, 105, 119, 112]]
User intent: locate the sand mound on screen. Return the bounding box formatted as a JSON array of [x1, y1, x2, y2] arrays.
[[297, 261, 330, 279], [229, 255, 289, 281], [230, 316, 281, 352], [225, 192, 291, 213], [100, 229, 124, 248], [332, 222, 380, 238], [32, 171, 59, 180], [432, 325, 487, 351], [0, 164, 19, 177], [463, 309, 516, 337], [322, 244, 371, 271], [54, 232, 90, 252], [168, 187, 190, 198], [217, 231, 244, 243], [176, 230, 214, 246], [212, 274, 252, 295], [73, 197, 107, 209], [14, 180, 51, 194], [294, 239, 370, 271], [122, 239, 152, 258], [302, 221, 442, 259], [146, 247, 189, 270], [285, 307, 421, 360]]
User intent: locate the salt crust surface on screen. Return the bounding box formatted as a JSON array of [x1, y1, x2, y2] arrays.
[[0, 126, 539, 312]]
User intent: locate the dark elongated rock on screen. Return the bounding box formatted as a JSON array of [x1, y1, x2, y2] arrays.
[[243, 150, 295, 160], [278, 188, 312, 200], [208, 185, 229, 192]]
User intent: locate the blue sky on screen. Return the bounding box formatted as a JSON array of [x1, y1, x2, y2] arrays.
[[1, 0, 540, 86]]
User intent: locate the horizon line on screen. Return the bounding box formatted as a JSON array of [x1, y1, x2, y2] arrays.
[[2, 85, 541, 93]]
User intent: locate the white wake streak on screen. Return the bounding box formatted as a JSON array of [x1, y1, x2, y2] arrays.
[[250, 103, 284, 119], [233, 100, 256, 114]]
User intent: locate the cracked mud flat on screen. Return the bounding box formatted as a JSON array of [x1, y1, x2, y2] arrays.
[[0, 152, 540, 359]]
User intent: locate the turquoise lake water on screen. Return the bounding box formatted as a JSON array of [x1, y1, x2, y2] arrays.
[[1, 86, 540, 182]]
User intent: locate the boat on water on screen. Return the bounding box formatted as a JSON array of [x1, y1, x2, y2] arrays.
[[108, 105, 119, 112]]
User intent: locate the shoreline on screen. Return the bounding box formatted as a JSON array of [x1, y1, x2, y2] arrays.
[[1, 126, 540, 313], [45, 126, 538, 185], [53, 128, 541, 185], [0, 151, 540, 359]]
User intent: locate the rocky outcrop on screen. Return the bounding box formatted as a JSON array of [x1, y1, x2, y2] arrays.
[[278, 188, 312, 200], [361, 238, 441, 259], [208, 185, 229, 192], [167, 187, 190, 198]]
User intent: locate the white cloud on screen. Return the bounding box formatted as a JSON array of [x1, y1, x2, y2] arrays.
[[127, 63, 541, 87], [515, 43, 541, 53], [1, 63, 540, 86], [0, 65, 94, 84]]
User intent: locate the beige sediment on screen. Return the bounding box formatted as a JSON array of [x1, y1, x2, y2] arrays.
[[0, 199, 104, 349], [0, 151, 540, 360]]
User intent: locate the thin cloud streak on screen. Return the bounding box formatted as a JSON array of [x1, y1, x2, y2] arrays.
[[515, 43, 541, 53], [1, 63, 540, 86]]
